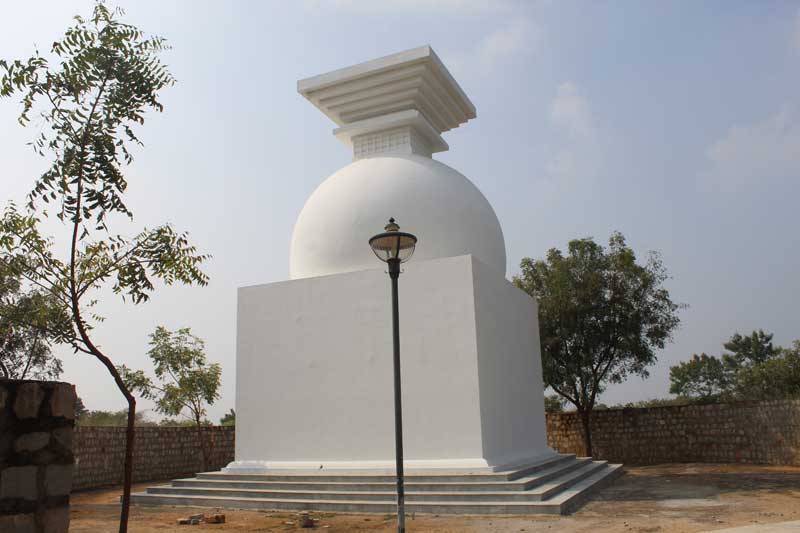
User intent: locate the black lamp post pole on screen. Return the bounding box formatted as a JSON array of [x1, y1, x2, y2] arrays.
[[388, 258, 406, 533], [370, 218, 415, 533]]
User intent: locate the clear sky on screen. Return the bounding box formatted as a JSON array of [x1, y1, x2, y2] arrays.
[[2, 1, 799, 422]]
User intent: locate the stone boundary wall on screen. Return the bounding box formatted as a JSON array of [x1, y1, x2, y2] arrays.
[[0, 379, 76, 533], [73, 426, 234, 490], [546, 399, 800, 465], [68, 399, 800, 491]]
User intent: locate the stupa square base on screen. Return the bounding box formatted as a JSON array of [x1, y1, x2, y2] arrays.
[[230, 254, 553, 473]]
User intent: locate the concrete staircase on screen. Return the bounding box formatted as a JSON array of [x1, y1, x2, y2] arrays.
[[130, 454, 622, 515]]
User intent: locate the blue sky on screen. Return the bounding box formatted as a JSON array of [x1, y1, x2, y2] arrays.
[[2, 1, 799, 421]]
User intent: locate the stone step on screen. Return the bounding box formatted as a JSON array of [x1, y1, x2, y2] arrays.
[[131, 463, 622, 515], [199, 454, 576, 484], [149, 462, 604, 503], [130, 463, 623, 515], [173, 457, 591, 493], [524, 461, 608, 500], [153, 461, 605, 504], [544, 463, 624, 514]]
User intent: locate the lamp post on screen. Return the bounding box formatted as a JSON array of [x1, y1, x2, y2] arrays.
[[369, 218, 417, 533]]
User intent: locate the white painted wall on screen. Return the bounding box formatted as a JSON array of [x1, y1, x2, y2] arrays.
[[231, 254, 551, 472], [472, 257, 551, 467], [234, 255, 484, 470]]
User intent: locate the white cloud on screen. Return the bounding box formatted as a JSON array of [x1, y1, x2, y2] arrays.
[[545, 82, 602, 184], [475, 19, 537, 69], [546, 149, 581, 182], [446, 17, 538, 78], [706, 108, 800, 183], [304, 1, 538, 76], [550, 82, 593, 139]]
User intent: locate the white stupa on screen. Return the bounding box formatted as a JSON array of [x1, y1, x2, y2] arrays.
[[132, 46, 621, 515], [290, 46, 506, 280], [228, 46, 553, 473]]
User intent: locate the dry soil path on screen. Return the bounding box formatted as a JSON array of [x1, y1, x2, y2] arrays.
[[69, 463, 800, 532]]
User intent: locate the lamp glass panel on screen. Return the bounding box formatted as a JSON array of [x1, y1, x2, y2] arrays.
[[396, 235, 417, 263], [369, 233, 417, 263], [370, 234, 399, 262]]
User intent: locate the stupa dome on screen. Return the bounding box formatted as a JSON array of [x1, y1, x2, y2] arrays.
[[290, 154, 506, 279], [291, 45, 505, 279]]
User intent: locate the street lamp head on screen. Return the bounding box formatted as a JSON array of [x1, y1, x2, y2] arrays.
[[369, 218, 418, 264]]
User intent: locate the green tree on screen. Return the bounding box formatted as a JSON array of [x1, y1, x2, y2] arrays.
[[77, 408, 153, 426], [0, 6, 208, 531], [121, 326, 221, 471], [735, 341, 800, 400], [669, 330, 785, 402], [158, 417, 206, 427], [0, 270, 71, 379], [514, 232, 682, 456], [220, 408, 235, 426], [544, 394, 565, 414], [615, 397, 692, 409], [75, 396, 88, 420], [669, 353, 729, 402], [722, 330, 776, 367]]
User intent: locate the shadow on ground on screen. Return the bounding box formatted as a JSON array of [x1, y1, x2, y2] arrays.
[[594, 464, 800, 503]]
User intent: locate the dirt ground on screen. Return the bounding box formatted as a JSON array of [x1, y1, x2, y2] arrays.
[[69, 463, 800, 532]]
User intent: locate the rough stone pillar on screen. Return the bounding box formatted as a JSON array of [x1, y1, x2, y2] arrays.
[[0, 379, 76, 533]]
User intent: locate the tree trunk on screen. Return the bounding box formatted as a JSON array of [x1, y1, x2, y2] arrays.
[[20, 329, 40, 379], [195, 413, 209, 472], [74, 332, 136, 533], [120, 395, 136, 533], [579, 408, 593, 457], [1, 327, 13, 378]]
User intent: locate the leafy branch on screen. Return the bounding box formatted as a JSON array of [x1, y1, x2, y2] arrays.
[[1, 5, 208, 532]]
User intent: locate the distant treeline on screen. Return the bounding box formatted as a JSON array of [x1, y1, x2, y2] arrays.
[[546, 329, 800, 414], [76, 405, 236, 427]]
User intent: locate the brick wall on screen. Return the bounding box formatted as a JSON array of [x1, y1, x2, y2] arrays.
[[546, 399, 800, 465], [73, 426, 234, 490], [0, 379, 76, 533]]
